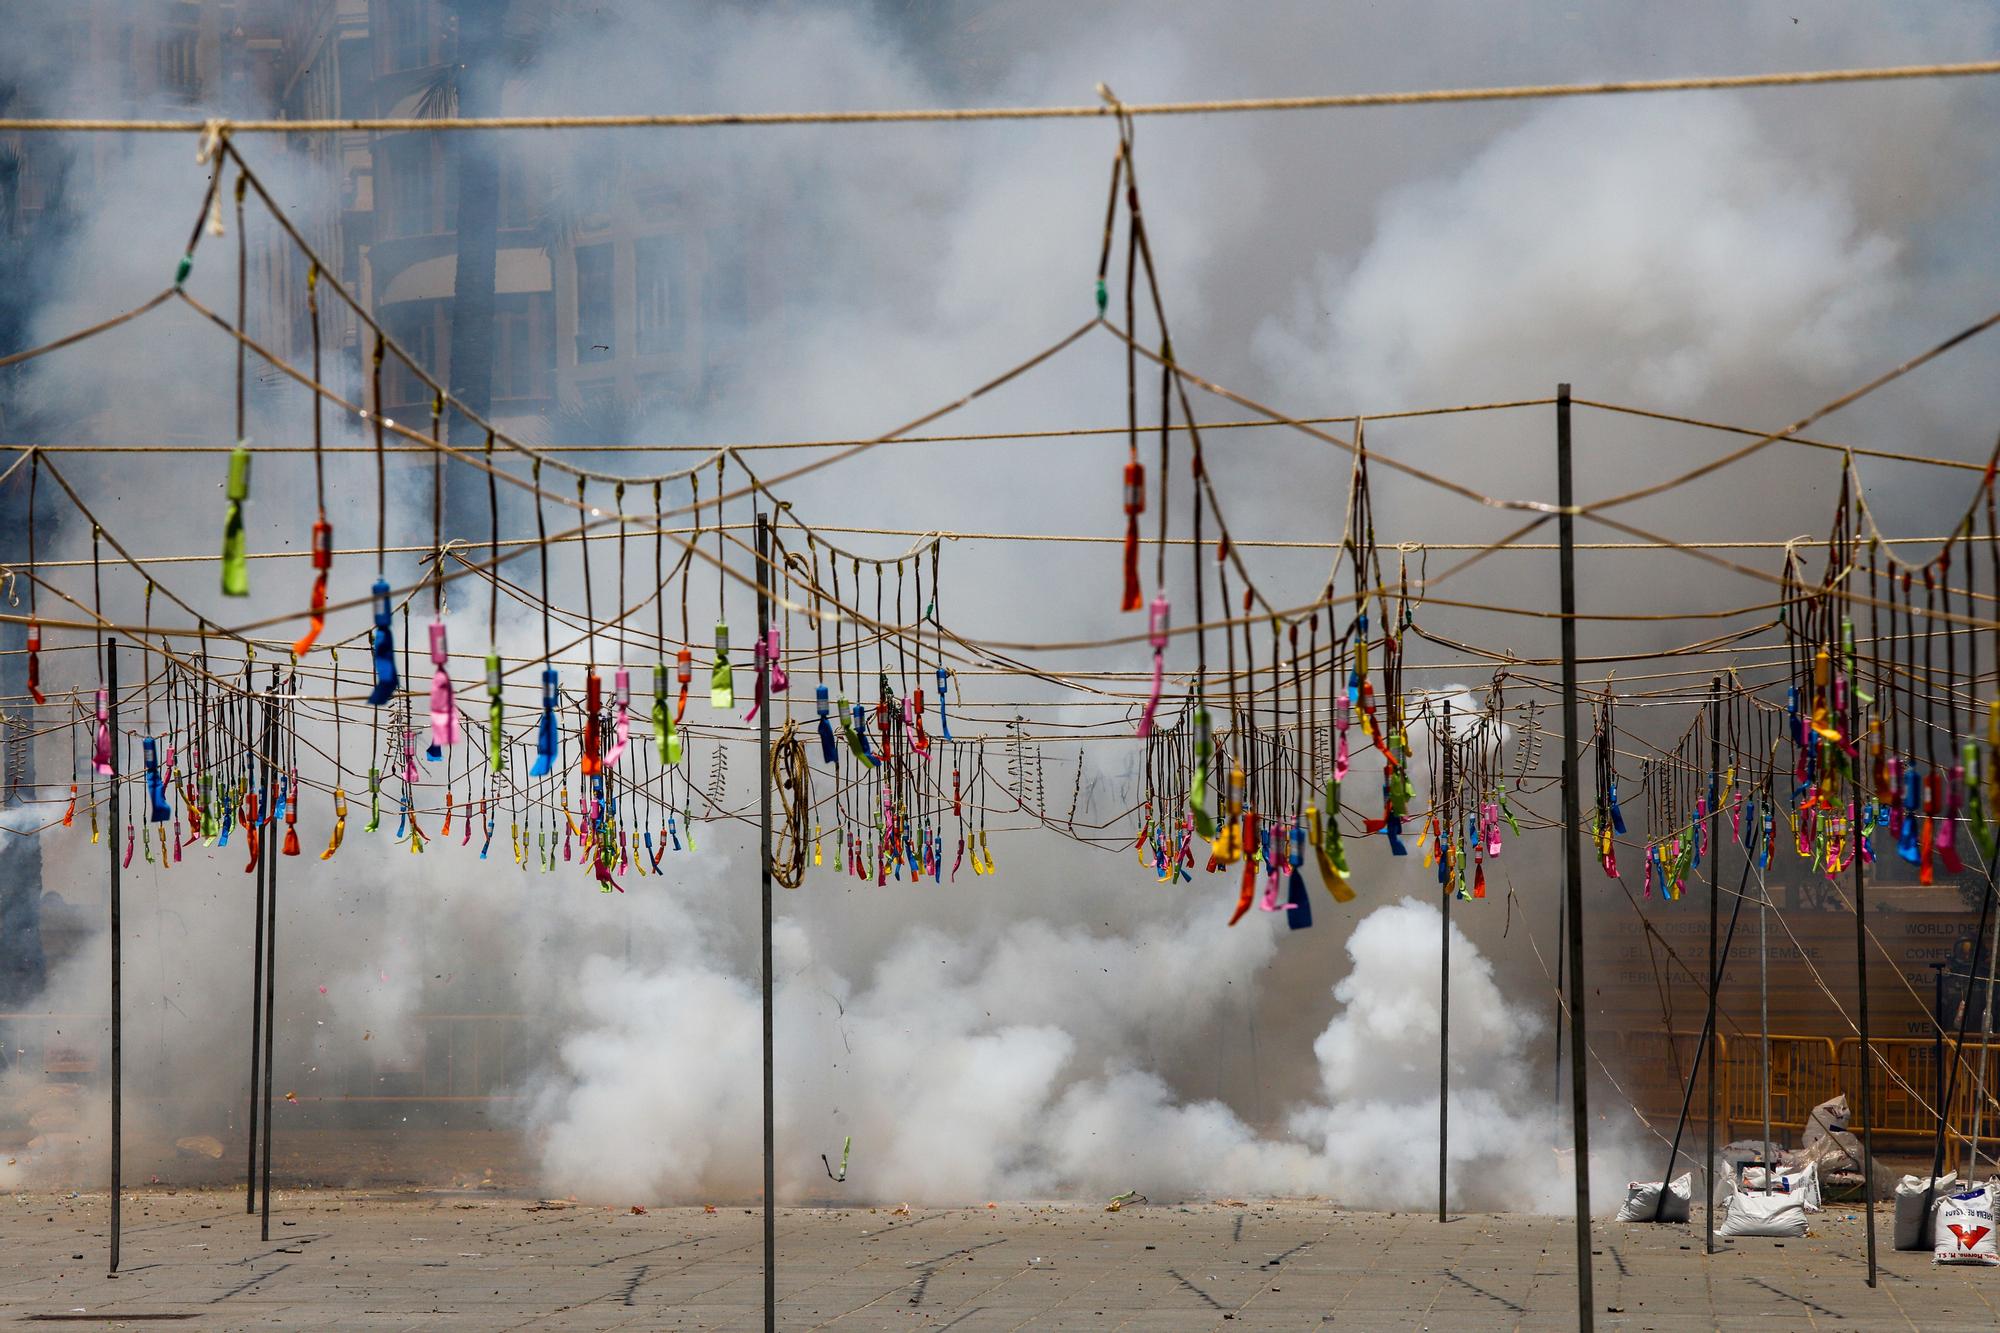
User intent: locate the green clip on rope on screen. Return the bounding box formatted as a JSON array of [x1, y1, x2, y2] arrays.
[[1189, 704, 1216, 839], [486, 652, 505, 771], [711, 621, 734, 709], [220, 444, 251, 596]]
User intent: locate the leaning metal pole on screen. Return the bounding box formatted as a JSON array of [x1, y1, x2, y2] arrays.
[[1970, 899, 2000, 1179], [1650, 828, 1756, 1222], [1922, 859, 1996, 1242], [1556, 385, 1594, 1331], [756, 513, 776, 1333]]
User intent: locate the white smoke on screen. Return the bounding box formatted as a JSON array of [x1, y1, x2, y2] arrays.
[[525, 887, 1633, 1209], [8, 1, 1997, 1217], [1254, 93, 1903, 413]]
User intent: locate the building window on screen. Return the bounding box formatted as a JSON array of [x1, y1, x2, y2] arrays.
[[498, 161, 537, 231], [384, 0, 438, 71], [382, 140, 433, 238], [575, 243, 613, 362], [157, 25, 200, 101], [634, 234, 679, 358], [493, 293, 553, 402], [338, 35, 372, 120], [577, 379, 616, 420], [380, 137, 455, 238], [381, 299, 444, 412]]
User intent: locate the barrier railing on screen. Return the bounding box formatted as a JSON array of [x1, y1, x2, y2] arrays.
[[291, 1012, 532, 1104], [1616, 1029, 1727, 1136], [0, 1011, 103, 1078], [1723, 1035, 1840, 1138], [1840, 1036, 2000, 1154], [0, 1010, 531, 1104]]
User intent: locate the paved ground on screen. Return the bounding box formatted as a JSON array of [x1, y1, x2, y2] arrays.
[[1, 1189, 1996, 1330]]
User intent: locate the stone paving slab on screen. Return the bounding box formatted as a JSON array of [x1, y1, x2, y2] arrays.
[[0, 1190, 1996, 1329]]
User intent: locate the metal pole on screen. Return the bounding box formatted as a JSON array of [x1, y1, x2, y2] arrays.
[[1553, 888, 1565, 1140], [756, 513, 776, 1333], [1850, 629, 1878, 1286], [106, 638, 121, 1275], [259, 674, 280, 1240], [1650, 836, 1755, 1221], [1933, 963, 1949, 1177], [1556, 385, 1593, 1330], [1924, 866, 1996, 1230], [1704, 677, 1721, 1253], [1439, 699, 1451, 1225], [1759, 851, 1772, 1193], [245, 676, 267, 1214], [1968, 901, 2000, 1179]]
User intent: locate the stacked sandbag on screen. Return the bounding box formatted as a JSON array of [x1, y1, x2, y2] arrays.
[[1738, 1161, 1822, 1212], [1895, 1173, 1957, 1251], [1616, 1173, 1693, 1223], [1717, 1189, 1809, 1239], [1934, 1184, 2000, 1266]]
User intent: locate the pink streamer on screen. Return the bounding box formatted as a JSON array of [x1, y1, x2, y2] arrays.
[[93, 688, 112, 775], [428, 621, 460, 750], [605, 668, 632, 766]]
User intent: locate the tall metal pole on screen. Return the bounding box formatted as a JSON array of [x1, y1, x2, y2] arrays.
[[1556, 386, 1593, 1331], [1850, 621, 1878, 1285], [1704, 676, 1721, 1253], [1759, 843, 1773, 1192], [1968, 902, 2000, 1179], [1439, 700, 1451, 1225], [755, 513, 776, 1333], [1650, 839, 1756, 1220], [258, 674, 280, 1240], [106, 638, 121, 1275], [1932, 963, 1950, 1178], [245, 674, 267, 1214], [1923, 867, 1995, 1236]]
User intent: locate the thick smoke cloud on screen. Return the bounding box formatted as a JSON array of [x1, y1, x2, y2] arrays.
[[4, 1, 1999, 1208]]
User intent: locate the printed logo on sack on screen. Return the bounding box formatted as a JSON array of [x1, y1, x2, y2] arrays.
[[1948, 1225, 1992, 1250]]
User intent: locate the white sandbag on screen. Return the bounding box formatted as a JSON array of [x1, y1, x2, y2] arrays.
[[1803, 1094, 1850, 1147], [1738, 1161, 1821, 1212], [1895, 1173, 1958, 1251], [1617, 1173, 1692, 1223], [1716, 1189, 1808, 1238], [1934, 1186, 2000, 1266]]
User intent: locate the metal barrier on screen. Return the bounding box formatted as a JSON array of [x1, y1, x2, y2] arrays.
[[0, 1010, 530, 1104], [0, 1011, 103, 1078], [1617, 1029, 1727, 1135], [1839, 1036, 2000, 1153], [1722, 1035, 1840, 1137], [293, 1012, 532, 1104]]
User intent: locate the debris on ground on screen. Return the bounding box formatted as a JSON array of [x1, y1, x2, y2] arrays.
[[1105, 1190, 1147, 1212]]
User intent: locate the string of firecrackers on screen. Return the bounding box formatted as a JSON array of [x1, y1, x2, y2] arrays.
[[8, 125, 2000, 925], [1090, 112, 2000, 924]]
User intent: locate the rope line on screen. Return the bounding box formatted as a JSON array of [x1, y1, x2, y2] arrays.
[[3, 58, 1996, 133]]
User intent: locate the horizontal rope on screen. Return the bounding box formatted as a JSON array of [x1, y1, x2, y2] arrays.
[[3, 59, 1997, 133]]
